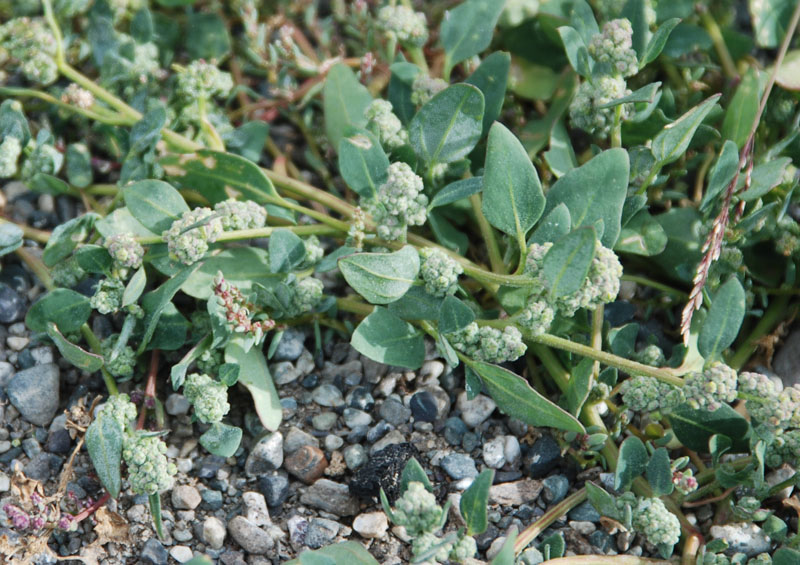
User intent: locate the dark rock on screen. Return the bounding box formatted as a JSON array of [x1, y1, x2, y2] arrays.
[[346, 387, 375, 411], [200, 489, 224, 511], [0, 447, 22, 466], [196, 455, 226, 479], [543, 474, 569, 503], [589, 530, 613, 552], [46, 429, 72, 454], [349, 443, 419, 502], [301, 373, 319, 389], [272, 328, 305, 361], [24, 453, 54, 481], [0, 264, 31, 293], [304, 517, 340, 549], [462, 431, 481, 452], [604, 301, 636, 327], [440, 453, 478, 480], [140, 538, 168, 565], [475, 524, 500, 551], [299, 479, 360, 516], [443, 417, 467, 446], [366, 421, 392, 443], [258, 474, 290, 507], [410, 391, 438, 423], [526, 434, 562, 478], [0, 283, 25, 323], [569, 500, 601, 522], [346, 426, 368, 443], [6, 364, 60, 426], [16, 349, 35, 369], [379, 398, 411, 426]]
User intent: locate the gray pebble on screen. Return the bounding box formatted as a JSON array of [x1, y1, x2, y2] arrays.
[[440, 453, 478, 480], [312, 384, 344, 407], [304, 517, 340, 548], [245, 432, 284, 476], [343, 408, 372, 429], [272, 328, 305, 361], [379, 398, 411, 426], [343, 444, 367, 470], [228, 516, 274, 554], [6, 364, 60, 426], [165, 394, 191, 415], [543, 474, 569, 504]]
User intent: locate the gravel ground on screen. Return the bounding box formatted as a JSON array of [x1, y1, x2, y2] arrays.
[[0, 184, 789, 564]]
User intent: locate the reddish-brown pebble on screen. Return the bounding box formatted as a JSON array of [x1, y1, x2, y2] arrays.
[[284, 445, 328, 484]]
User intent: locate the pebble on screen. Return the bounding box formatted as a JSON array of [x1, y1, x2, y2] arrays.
[[200, 489, 224, 511], [366, 421, 392, 444], [589, 530, 613, 552], [526, 435, 561, 478], [709, 523, 772, 557], [440, 453, 478, 480], [243, 491, 271, 526], [456, 392, 496, 428], [272, 328, 305, 361], [487, 536, 507, 560], [284, 426, 320, 454], [483, 437, 506, 469], [165, 394, 191, 415], [288, 515, 308, 545], [347, 387, 375, 411], [569, 520, 596, 535], [462, 431, 481, 452], [272, 361, 300, 385], [7, 336, 29, 350], [245, 432, 284, 477], [504, 436, 521, 466], [6, 364, 60, 426], [45, 428, 72, 454], [312, 411, 338, 431], [371, 429, 406, 454], [343, 444, 368, 470], [353, 511, 388, 539], [569, 500, 601, 522], [0, 472, 9, 492], [140, 538, 168, 565], [409, 391, 438, 423], [301, 373, 319, 389], [258, 474, 290, 507], [0, 283, 25, 323], [0, 361, 13, 388], [343, 408, 372, 429], [312, 384, 344, 407], [379, 398, 411, 426], [520, 547, 545, 564], [304, 517, 340, 549], [374, 374, 398, 397], [299, 479, 360, 516], [325, 434, 344, 451], [228, 516, 274, 554], [203, 516, 227, 549], [24, 452, 54, 481], [488, 479, 543, 506], [172, 485, 201, 510], [284, 445, 328, 484], [169, 546, 193, 563], [444, 417, 467, 446], [543, 474, 570, 504]]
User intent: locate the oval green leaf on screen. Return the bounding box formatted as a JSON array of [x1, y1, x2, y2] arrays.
[[85, 415, 123, 499], [615, 436, 648, 491], [461, 468, 494, 536], [26, 289, 92, 334], [199, 422, 243, 457], [225, 337, 282, 431], [543, 227, 597, 298], [46, 322, 104, 372], [441, 0, 506, 76], [350, 307, 425, 370], [338, 129, 389, 199], [698, 277, 746, 361], [324, 63, 372, 150], [123, 179, 189, 234], [339, 245, 420, 305]]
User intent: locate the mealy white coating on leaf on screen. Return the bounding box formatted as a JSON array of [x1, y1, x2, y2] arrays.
[[555, 243, 623, 316], [411, 74, 448, 107]]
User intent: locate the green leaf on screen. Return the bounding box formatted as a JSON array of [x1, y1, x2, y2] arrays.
[[0, 223, 23, 257], [543, 120, 577, 178], [339, 246, 420, 304], [338, 129, 389, 199], [387, 285, 444, 320], [461, 468, 494, 536], [139, 263, 201, 353], [408, 84, 485, 167], [181, 247, 276, 299], [539, 532, 565, 560], [225, 337, 282, 431], [543, 227, 597, 298], [750, 0, 795, 48], [490, 526, 518, 565], [529, 204, 572, 245], [287, 542, 380, 565], [269, 229, 307, 273], [123, 179, 189, 234], [440, 0, 506, 76], [351, 307, 425, 369], [699, 140, 740, 213], [609, 323, 639, 358], [324, 63, 372, 150], [558, 26, 592, 78], [223, 121, 270, 163], [586, 482, 620, 521], [597, 82, 662, 109], [171, 334, 211, 390], [46, 322, 104, 372], [199, 422, 242, 457], [641, 18, 681, 65], [722, 69, 764, 149], [621, 0, 650, 57], [773, 547, 800, 565], [646, 447, 674, 496], [218, 363, 240, 386], [147, 302, 189, 351], [668, 404, 750, 452], [43, 213, 99, 267], [740, 158, 793, 201], [120, 106, 167, 184], [470, 361, 584, 433], [75, 245, 113, 274], [149, 493, 164, 539], [776, 50, 800, 90], [85, 415, 123, 499], [95, 208, 156, 239], [399, 457, 433, 493], [615, 436, 648, 491], [66, 143, 93, 188], [614, 209, 668, 256], [388, 58, 419, 124], [698, 277, 746, 361], [651, 95, 721, 165], [465, 51, 511, 135], [28, 174, 70, 196], [186, 13, 230, 59], [428, 177, 483, 210], [482, 122, 546, 241], [438, 296, 476, 334], [565, 358, 593, 416], [544, 148, 630, 248], [122, 267, 146, 308], [26, 289, 91, 334]]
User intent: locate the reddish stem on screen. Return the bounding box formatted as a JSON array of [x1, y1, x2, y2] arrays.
[[137, 350, 160, 430], [73, 491, 111, 523]]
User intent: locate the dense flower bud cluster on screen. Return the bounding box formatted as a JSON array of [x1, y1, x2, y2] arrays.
[[620, 375, 685, 415], [589, 19, 638, 78], [555, 243, 623, 316], [631, 496, 681, 549], [447, 322, 526, 364], [214, 198, 267, 231], [449, 534, 477, 562], [347, 206, 367, 250], [20, 139, 63, 180], [122, 433, 177, 495], [365, 100, 408, 150], [412, 532, 452, 562], [523, 242, 551, 283], [634, 344, 666, 367], [0, 17, 58, 85], [101, 335, 137, 379], [61, 84, 95, 110], [683, 363, 738, 411], [766, 429, 800, 468], [50, 256, 87, 288], [738, 371, 786, 428], [176, 60, 234, 101], [291, 277, 325, 314], [196, 348, 223, 374], [213, 271, 275, 343], [390, 481, 443, 537], [164, 207, 224, 265], [672, 469, 698, 495], [411, 74, 448, 106], [370, 162, 428, 241], [90, 278, 125, 315], [569, 76, 632, 139], [517, 296, 555, 336], [303, 235, 324, 266], [105, 233, 145, 271], [377, 5, 428, 47], [0, 136, 22, 178], [183, 373, 230, 424], [98, 393, 138, 433], [418, 247, 462, 297]]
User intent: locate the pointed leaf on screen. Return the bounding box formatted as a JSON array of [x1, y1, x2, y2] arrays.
[[338, 129, 389, 199], [490, 526, 518, 565], [615, 436, 648, 491], [698, 277, 746, 361], [438, 296, 475, 334], [26, 289, 91, 334], [46, 322, 104, 372], [199, 423, 243, 457], [269, 229, 307, 273], [461, 468, 494, 536], [651, 95, 721, 165], [465, 51, 511, 134], [339, 246, 420, 304], [429, 177, 483, 210], [641, 18, 680, 65], [85, 415, 123, 499], [399, 457, 433, 493], [441, 0, 506, 75], [722, 68, 764, 149], [543, 227, 597, 298], [122, 179, 189, 234], [324, 63, 372, 150], [225, 338, 282, 431], [139, 263, 201, 353], [646, 447, 674, 496], [529, 204, 572, 245]]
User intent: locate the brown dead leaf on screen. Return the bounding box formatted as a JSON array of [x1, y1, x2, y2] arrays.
[[0, 533, 57, 565], [783, 495, 800, 521], [93, 506, 131, 546]]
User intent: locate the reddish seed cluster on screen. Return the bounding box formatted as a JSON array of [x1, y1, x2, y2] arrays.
[[2, 490, 87, 534], [213, 272, 275, 343]]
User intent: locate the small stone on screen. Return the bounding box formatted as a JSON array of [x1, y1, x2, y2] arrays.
[[203, 516, 226, 549], [258, 474, 290, 507], [243, 491, 271, 526], [288, 515, 308, 545], [410, 390, 439, 423], [271, 361, 300, 386], [272, 328, 305, 361], [0, 284, 25, 323], [444, 417, 467, 446], [526, 435, 561, 478], [589, 530, 612, 552], [245, 432, 284, 477], [483, 437, 506, 469], [165, 394, 191, 415], [6, 364, 60, 426], [24, 452, 53, 481], [774, 329, 800, 387], [301, 373, 319, 389], [0, 472, 10, 492], [325, 434, 344, 451], [284, 426, 320, 454], [312, 383, 344, 407], [362, 357, 388, 383], [343, 444, 368, 470], [200, 489, 224, 511], [300, 478, 361, 516], [7, 336, 29, 351], [520, 547, 545, 564], [347, 387, 375, 411], [440, 453, 478, 480], [569, 520, 596, 535], [172, 485, 201, 510], [228, 516, 274, 554], [304, 517, 340, 549], [709, 523, 772, 557], [353, 511, 388, 539], [379, 398, 411, 426], [374, 374, 398, 397], [462, 431, 481, 452], [312, 411, 338, 431], [569, 500, 601, 522], [489, 479, 543, 506], [0, 362, 13, 388], [456, 392, 496, 428], [366, 421, 392, 443], [45, 428, 71, 454], [169, 546, 193, 563], [173, 528, 193, 542], [284, 445, 328, 484], [140, 538, 168, 565], [543, 474, 569, 504], [487, 536, 507, 560], [504, 436, 521, 467], [370, 429, 406, 454], [343, 408, 372, 429]]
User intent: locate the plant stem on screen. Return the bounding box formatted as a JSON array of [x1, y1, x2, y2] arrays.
[[135, 223, 340, 245], [72, 492, 111, 523], [80, 324, 119, 395], [621, 274, 688, 298], [727, 294, 792, 370], [137, 350, 160, 430], [514, 488, 588, 553], [590, 306, 604, 378], [470, 193, 505, 273], [636, 162, 663, 195], [699, 8, 738, 80], [0, 87, 134, 126], [611, 105, 623, 149]]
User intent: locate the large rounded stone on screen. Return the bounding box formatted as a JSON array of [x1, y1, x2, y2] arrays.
[[6, 364, 60, 426]]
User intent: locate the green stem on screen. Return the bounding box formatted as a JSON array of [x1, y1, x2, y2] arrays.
[[727, 295, 791, 370], [611, 105, 623, 149], [636, 162, 663, 195], [135, 224, 340, 245], [407, 46, 429, 73], [0, 87, 134, 126], [81, 324, 119, 395], [621, 274, 688, 298], [1, 217, 51, 244], [470, 194, 505, 274], [699, 8, 738, 80], [590, 306, 604, 378], [514, 488, 588, 553]]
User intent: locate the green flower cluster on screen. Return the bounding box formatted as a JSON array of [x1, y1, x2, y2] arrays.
[[164, 207, 224, 265], [61, 84, 95, 110], [588, 19, 638, 78], [101, 335, 137, 380], [196, 347, 222, 374], [369, 162, 428, 241], [365, 100, 408, 151], [98, 393, 138, 433], [303, 235, 324, 266], [176, 60, 234, 101], [376, 5, 428, 47], [418, 247, 462, 297], [703, 551, 773, 565], [683, 363, 738, 412], [90, 278, 125, 315], [517, 296, 555, 336], [0, 17, 58, 85], [214, 198, 267, 231], [620, 375, 684, 415], [569, 75, 632, 139], [631, 496, 681, 551], [0, 136, 22, 178], [633, 344, 666, 367], [105, 233, 145, 272], [183, 373, 230, 424], [447, 322, 526, 364], [411, 74, 448, 106], [122, 433, 177, 495], [20, 135, 63, 181], [291, 277, 324, 315], [50, 256, 87, 288]]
